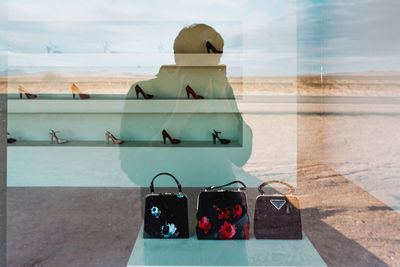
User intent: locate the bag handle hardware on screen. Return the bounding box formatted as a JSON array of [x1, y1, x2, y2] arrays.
[[205, 180, 247, 191], [150, 172, 182, 193], [258, 180, 295, 195]]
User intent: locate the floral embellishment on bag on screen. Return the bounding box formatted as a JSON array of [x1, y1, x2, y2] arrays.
[[216, 207, 230, 220], [151, 206, 161, 219], [233, 204, 243, 218], [161, 223, 178, 238], [219, 221, 236, 239], [242, 223, 249, 239], [198, 216, 212, 234]]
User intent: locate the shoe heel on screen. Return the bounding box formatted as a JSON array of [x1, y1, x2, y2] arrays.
[[212, 133, 217, 144], [19, 93, 22, 99], [73, 93, 76, 99], [106, 135, 109, 144], [163, 135, 166, 144]]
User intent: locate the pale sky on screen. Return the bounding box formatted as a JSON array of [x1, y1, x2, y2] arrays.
[[1, 0, 400, 76]]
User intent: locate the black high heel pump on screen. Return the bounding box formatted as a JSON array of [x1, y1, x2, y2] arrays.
[[206, 41, 222, 54], [162, 129, 181, 144], [186, 85, 204, 99], [135, 85, 154, 99], [7, 132, 16, 143], [212, 130, 230, 144], [18, 85, 37, 99]]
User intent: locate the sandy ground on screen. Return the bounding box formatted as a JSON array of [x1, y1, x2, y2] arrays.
[[6, 168, 400, 266]]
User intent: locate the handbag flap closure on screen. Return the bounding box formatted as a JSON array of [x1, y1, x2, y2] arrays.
[[270, 199, 286, 210], [257, 195, 300, 210]]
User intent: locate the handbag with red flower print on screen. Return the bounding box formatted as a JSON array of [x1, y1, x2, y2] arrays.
[[144, 173, 189, 239], [254, 180, 302, 240], [196, 181, 250, 240]]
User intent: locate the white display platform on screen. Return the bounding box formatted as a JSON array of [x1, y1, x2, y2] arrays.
[[127, 224, 326, 267]]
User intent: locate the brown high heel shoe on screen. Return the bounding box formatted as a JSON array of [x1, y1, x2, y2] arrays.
[[105, 131, 124, 144], [162, 129, 181, 144], [71, 84, 90, 99], [18, 85, 37, 99], [206, 41, 222, 54], [135, 85, 154, 99], [186, 85, 204, 99], [212, 130, 230, 144]]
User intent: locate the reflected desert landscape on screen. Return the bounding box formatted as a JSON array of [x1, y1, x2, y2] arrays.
[[4, 71, 400, 266], [2, 71, 400, 96]]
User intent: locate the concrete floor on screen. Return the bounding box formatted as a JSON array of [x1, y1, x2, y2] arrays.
[[6, 168, 400, 267]]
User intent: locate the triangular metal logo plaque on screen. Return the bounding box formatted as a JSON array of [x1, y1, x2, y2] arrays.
[[270, 199, 286, 210]]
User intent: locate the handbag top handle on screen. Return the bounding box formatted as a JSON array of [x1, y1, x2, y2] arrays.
[[205, 180, 247, 191], [258, 180, 295, 195], [150, 172, 182, 193]]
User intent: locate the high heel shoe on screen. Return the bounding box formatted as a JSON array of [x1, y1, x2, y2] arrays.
[[49, 130, 68, 144], [212, 130, 230, 144], [71, 84, 90, 99], [186, 85, 204, 99], [206, 41, 222, 54], [18, 85, 37, 99], [7, 132, 16, 144], [135, 85, 154, 99], [162, 129, 181, 144], [105, 131, 124, 144]]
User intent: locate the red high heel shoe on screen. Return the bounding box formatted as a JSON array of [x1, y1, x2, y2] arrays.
[[135, 85, 154, 99], [71, 84, 90, 99], [18, 85, 37, 99], [212, 130, 230, 144], [162, 129, 181, 144], [186, 85, 204, 99]]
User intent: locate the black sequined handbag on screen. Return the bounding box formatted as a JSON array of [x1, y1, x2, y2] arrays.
[[196, 181, 250, 240], [254, 180, 302, 239], [143, 173, 189, 239]]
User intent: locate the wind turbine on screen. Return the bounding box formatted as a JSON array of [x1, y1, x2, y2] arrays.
[[46, 42, 63, 53], [103, 41, 118, 53]]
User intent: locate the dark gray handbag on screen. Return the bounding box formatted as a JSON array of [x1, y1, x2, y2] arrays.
[[254, 180, 302, 239]]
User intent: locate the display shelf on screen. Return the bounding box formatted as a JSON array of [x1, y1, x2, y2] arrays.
[[127, 224, 326, 267], [7, 63, 250, 188], [7, 53, 242, 67], [7, 93, 127, 100], [7, 140, 241, 148], [8, 98, 239, 114]]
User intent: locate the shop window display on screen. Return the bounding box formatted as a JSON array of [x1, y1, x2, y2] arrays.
[[1, 1, 400, 266]]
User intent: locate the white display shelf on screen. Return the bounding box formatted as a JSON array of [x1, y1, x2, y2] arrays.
[[7, 98, 239, 114], [7, 140, 241, 148]]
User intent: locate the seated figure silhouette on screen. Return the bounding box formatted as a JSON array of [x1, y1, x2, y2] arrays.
[[119, 24, 253, 187]]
